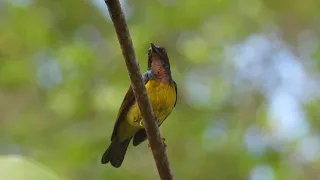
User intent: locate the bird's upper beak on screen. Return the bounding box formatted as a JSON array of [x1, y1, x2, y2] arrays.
[[150, 43, 161, 55]]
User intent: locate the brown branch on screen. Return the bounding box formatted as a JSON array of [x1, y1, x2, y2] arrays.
[[104, 0, 173, 179]]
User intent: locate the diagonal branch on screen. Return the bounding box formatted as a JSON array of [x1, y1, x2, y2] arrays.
[[104, 0, 173, 179]]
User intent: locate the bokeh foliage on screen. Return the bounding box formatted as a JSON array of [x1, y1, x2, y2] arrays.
[[1, 0, 320, 179]]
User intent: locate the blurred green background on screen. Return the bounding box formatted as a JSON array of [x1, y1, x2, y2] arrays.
[[1, 0, 320, 179]]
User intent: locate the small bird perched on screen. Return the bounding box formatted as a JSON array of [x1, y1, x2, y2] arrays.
[[101, 43, 177, 168]]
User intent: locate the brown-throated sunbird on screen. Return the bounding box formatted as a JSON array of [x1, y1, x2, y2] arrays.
[[101, 43, 177, 168]]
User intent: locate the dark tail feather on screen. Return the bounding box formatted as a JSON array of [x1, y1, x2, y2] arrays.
[[133, 129, 147, 146], [101, 138, 131, 168]]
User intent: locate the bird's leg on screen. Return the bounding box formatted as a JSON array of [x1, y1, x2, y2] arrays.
[[148, 138, 167, 149]]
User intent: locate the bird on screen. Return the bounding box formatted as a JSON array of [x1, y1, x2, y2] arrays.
[[101, 43, 177, 168]]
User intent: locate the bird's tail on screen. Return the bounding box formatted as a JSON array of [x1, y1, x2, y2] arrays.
[[101, 138, 131, 168]]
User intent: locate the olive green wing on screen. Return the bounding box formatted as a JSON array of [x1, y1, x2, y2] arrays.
[[132, 80, 177, 146], [173, 80, 178, 107], [110, 71, 152, 140]]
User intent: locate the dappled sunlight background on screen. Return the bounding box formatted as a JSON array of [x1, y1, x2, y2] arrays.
[[1, 0, 320, 179]]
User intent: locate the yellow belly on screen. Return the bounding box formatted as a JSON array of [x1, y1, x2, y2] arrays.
[[123, 80, 176, 134]]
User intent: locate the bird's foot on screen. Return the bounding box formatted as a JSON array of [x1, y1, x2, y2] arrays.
[[147, 138, 167, 149], [139, 120, 144, 127]]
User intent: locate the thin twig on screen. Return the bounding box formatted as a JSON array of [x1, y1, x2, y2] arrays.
[[104, 0, 173, 179]]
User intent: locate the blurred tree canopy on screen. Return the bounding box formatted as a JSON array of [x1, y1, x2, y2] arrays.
[[1, 0, 320, 179]]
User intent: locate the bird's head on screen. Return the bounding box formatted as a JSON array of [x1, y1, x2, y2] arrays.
[[147, 43, 172, 83]]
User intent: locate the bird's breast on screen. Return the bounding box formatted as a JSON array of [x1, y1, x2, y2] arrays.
[[125, 79, 176, 128], [145, 80, 177, 115]]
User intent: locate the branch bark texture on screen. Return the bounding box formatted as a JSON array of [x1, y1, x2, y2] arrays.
[[104, 1, 173, 179]]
